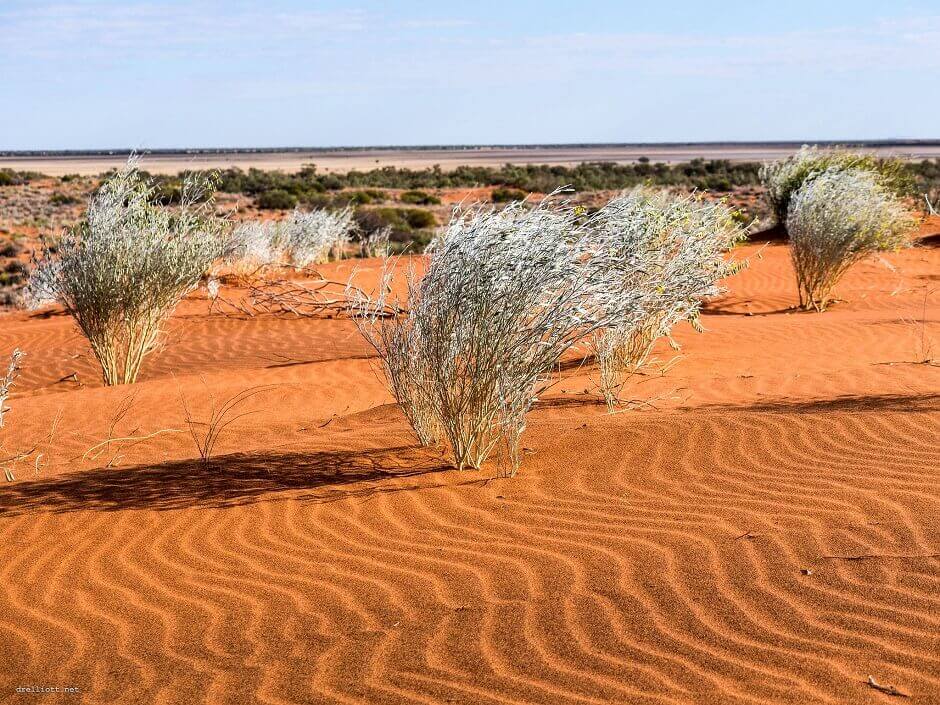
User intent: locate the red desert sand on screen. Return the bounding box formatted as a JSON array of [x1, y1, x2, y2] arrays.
[[0, 222, 938, 704]]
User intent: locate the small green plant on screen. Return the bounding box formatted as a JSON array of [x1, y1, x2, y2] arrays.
[[491, 187, 526, 203]]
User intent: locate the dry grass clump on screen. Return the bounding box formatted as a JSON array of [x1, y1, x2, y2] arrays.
[[353, 196, 660, 474], [27, 159, 225, 385], [787, 168, 916, 311], [587, 189, 746, 409], [760, 145, 908, 226], [359, 225, 391, 258]]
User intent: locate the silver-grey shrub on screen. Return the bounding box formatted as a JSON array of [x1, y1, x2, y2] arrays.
[[586, 189, 746, 408], [221, 220, 275, 276], [220, 207, 356, 273], [787, 167, 916, 311], [760, 145, 907, 226], [353, 197, 657, 474], [27, 159, 225, 385], [275, 207, 355, 267]]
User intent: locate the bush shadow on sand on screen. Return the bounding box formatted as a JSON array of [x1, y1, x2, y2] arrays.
[[0, 445, 465, 517]]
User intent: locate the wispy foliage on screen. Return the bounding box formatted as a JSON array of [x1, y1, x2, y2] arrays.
[[221, 207, 356, 273], [760, 146, 910, 225], [352, 195, 663, 475], [0, 349, 23, 429], [27, 158, 225, 385], [787, 168, 916, 311], [586, 189, 746, 408], [275, 207, 355, 266]]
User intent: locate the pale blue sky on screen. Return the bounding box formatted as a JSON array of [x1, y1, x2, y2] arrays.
[[1, 1, 937, 149]]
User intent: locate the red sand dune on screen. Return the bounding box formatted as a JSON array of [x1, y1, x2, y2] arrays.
[[0, 222, 938, 704]]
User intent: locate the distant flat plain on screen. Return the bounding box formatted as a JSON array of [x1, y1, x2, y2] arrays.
[[4, 142, 940, 176]]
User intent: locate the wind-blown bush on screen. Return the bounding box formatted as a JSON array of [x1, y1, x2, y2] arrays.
[[586, 189, 746, 408], [787, 168, 916, 311], [760, 146, 909, 225], [353, 197, 658, 474], [27, 160, 225, 385]]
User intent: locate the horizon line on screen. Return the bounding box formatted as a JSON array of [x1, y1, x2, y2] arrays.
[[4, 138, 940, 158]]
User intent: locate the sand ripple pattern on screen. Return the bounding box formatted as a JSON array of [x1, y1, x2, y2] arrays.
[[1, 401, 937, 704]]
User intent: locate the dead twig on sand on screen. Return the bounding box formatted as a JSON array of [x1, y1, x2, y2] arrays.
[[867, 675, 909, 698], [69, 393, 181, 467], [2, 411, 62, 481]]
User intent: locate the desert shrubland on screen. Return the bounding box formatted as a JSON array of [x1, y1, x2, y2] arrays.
[[760, 146, 909, 225], [586, 189, 746, 409], [26, 159, 225, 385], [787, 168, 916, 311]]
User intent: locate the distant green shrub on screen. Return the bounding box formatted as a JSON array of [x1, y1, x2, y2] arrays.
[[400, 190, 441, 205], [0, 241, 22, 258], [491, 187, 527, 203], [342, 189, 387, 205], [50, 192, 80, 206], [405, 209, 435, 229], [257, 189, 298, 210], [355, 208, 436, 244], [303, 193, 333, 209]]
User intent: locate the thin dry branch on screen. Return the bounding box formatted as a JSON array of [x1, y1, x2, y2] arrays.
[[211, 269, 401, 319]]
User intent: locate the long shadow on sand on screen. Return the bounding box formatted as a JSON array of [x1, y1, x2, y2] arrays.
[[0, 445, 461, 517], [686, 392, 940, 415]]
